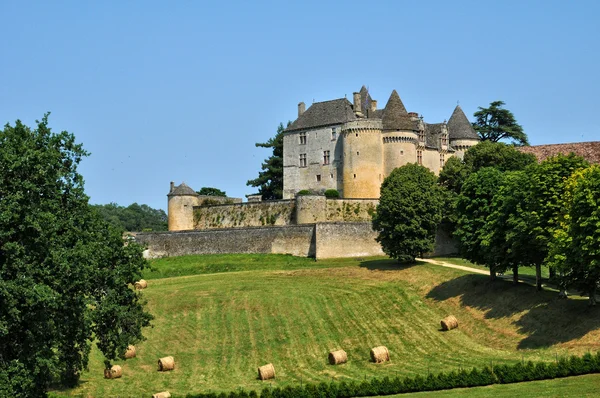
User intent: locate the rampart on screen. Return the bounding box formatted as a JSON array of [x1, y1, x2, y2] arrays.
[[194, 200, 295, 229]]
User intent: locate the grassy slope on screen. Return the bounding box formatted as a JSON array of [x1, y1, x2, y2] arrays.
[[433, 257, 550, 279], [58, 255, 600, 397]]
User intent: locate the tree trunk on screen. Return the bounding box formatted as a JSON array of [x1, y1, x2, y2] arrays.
[[512, 265, 519, 285], [535, 264, 542, 291], [490, 264, 496, 282], [589, 286, 597, 306]]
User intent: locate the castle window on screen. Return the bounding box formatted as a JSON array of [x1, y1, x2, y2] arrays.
[[299, 132, 307, 145], [417, 150, 423, 165], [354, 174, 356, 179], [330, 173, 334, 179], [323, 150, 330, 165], [299, 153, 307, 167], [441, 135, 448, 146], [316, 174, 321, 182], [418, 131, 425, 143], [440, 153, 445, 167], [357, 151, 359, 156], [400, 150, 404, 155], [332, 127, 337, 140]]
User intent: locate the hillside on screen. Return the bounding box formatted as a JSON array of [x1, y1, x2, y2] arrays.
[[57, 255, 600, 397]]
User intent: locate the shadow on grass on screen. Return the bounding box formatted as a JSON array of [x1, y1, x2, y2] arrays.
[[359, 258, 421, 271], [426, 274, 600, 349]]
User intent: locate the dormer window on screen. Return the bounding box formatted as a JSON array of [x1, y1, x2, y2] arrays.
[[418, 131, 425, 143], [441, 135, 448, 146], [299, 132, 307, 145], [331, 127, 337, 140]]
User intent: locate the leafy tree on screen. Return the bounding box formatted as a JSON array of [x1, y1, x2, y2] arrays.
[[197, 187, 227, 197], [92, 202, 168, 231], [473, 100, 529, 146], [373, 164, 443, 262], [246, 121, 290, 200], [548, 165, 600, 305], [462, 141, 536, 174], [455, 167, 506, 281], [0, 115, 152, 396], [504, 154, 589, 290]]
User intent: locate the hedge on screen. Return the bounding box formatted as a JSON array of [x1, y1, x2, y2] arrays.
[[184, 352, 600, 398]]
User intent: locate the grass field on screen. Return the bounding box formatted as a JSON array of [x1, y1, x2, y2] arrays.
[[56, 254, 600, 397]]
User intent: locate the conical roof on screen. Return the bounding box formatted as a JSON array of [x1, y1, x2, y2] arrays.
[[168, 182, 198, 196], [382, 90, 414, 130], [447, 105, 480, 140], [359, 85, 373, 114]]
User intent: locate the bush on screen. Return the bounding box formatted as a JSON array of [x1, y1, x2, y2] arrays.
[[324, 189, 340, 198], [296, 190, 312, 196]]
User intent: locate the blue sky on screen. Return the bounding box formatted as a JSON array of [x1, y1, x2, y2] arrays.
[[1, 0, 599, 211]]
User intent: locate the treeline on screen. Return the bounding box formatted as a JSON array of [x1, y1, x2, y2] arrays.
[[182, 352, 600, 398], [441, 141, 599, 304], [91, 203, 167, 232]]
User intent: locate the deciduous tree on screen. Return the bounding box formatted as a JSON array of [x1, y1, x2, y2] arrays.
[[373, 164, 443, 262]]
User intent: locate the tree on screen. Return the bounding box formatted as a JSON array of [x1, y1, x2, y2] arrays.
[[92, 202, 168, 231], [197, 187, 227, 197], [462, 141, 536, 173], [455, 167, 506, 281], [473, 100, 529, 146], [505, 154, 589, 290], [246, 122, 290, 200], [0, 115, 152, 396], [548, 165, 600, 305], [372, 164, 443, 262]]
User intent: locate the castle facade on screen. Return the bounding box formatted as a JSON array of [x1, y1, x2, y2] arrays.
[[283, 86, 481, 199]]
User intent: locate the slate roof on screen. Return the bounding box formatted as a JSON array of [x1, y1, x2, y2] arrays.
[[382, 90, 415, 130], [518, 142, 600, 164], [359, 85, 373, 115], [423, 123, 455, 152], [285, 98, 356, 132], [168, 182, 198, 196], [447, 105, 480, 140]]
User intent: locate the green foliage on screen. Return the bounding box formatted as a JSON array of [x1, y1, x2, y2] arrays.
[[296, 189, 312, 196], [548, 165, 600, 305], [454, 168, 506, 279], [0, 115, 152, 396], [462, 141, 536, 174], [247, 122, 290, 200], [373, 164, 443, 261], [439, 156, 469, 194], [197, 187, 227, 197], [473, 100, 529, 146], [92, 202, 167, 231], [324, 189, 340, 198]]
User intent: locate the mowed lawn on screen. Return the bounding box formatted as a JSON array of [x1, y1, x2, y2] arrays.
[[57, 254, 600, 397]]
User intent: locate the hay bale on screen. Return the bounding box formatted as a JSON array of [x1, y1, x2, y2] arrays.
[[152, 392, 171, 398], [258, 363, 275, 380], [441, 315, 459, 331], [158, 356, 175, 371], [328, 349, 348, 365], [370, 346, 390, 363], [124, 345, 136, 359], [103, 365, 122, 379], [134, 279, 148, 290]]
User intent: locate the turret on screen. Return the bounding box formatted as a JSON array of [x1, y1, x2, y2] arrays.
[[447, 105, 480, 159], [167, 182, 200, 231], [381, 90, 419, 176]]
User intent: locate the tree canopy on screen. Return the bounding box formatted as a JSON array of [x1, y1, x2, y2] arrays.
[[246, 122, 289, 200], [473, 100, 529, 146], [0, 115, 152, 396], [197, 187, 227, 197], [373, 164, 443, 262], [92, 202, 168, 231]]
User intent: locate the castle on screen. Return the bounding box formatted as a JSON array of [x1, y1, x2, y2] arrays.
[[282, 86, 480, 199]]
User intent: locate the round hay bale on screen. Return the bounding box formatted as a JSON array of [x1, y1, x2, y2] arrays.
[[328, 349, 348, 365], [103, 365, 122, 379], [134, 279, 148, 290], [370, 346, 390, 363], [152, 392, 171, 398], [124, 345, 136, 359], [258, 363, 275, 380], [158, 356, 175, 371], [440, 315, 459, 331]]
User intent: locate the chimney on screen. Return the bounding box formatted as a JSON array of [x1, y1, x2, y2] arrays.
[[353, 92, 363, 117], [170, 181, 175, 193], [298, 102, 305, 117], [370, 99, 377, 113]]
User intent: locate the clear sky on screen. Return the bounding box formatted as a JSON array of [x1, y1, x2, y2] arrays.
[[1, 0, 599, 211]]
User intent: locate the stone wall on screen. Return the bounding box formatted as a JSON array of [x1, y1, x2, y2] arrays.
[[325, 198, 378, 222], [135, 224, 316, 258], [193, 200, 295, 229], [314, 222, 384, 259]]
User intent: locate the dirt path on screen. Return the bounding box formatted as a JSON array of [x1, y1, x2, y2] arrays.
[[417, 258, 490, 275]]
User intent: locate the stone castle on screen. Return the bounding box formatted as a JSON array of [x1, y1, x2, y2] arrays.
[[283, 86, 480, 199]]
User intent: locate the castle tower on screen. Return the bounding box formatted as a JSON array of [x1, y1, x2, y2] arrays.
[[447, 105, 480, 159], [341, 118, 383, 198], [167, 182, 200, 231], [381, 90, 419, 176]]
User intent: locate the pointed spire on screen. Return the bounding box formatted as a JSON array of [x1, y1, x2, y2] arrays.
[[382, 90, 413, 130], [447, 105, 480, 140], [359, 85, 373, 115]]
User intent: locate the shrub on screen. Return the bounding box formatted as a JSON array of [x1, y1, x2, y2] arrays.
[[296, 190, 312, 196], [324, 189, 340, 198]]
